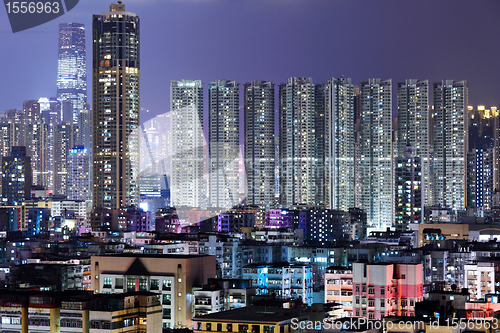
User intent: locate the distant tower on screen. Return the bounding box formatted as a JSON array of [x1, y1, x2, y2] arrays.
[[209, 80, 240, 208], [2, 146, 32, 205], [359, 79, 393, 230], [244, 81, 275, 208], [433, 80, 468, 210], [57, 23, 87, 124], [92, 2, 140, 209], [279, 77, 317, 207], [171, 80, 204, 208]]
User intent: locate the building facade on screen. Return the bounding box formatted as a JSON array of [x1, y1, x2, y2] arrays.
[[91, 254, 216, 329], [359, 79, 393, 230], [279, 77, 317, 207], [244, 81, 275, 208], [394, 146, 423, 231], [352, 262, 424, 320], [432, 80, 468, 211], [397, 79, 431, 205], [57, 22, 87, 124], [92, 2, 140, 209], [67, 145, 91, 201], [208, 80, 240, 208], [171, 80, 205, 208], [2, 146, 32, 205], [318, 77, 355, 211]]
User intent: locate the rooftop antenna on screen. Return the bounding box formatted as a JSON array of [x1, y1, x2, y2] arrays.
[[117, 0, 123, 4]]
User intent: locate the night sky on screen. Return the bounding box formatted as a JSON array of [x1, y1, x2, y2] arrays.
[[0, 0, 499, 122]]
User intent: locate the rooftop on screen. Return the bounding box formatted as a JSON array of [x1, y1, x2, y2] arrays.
[[193, 306, 308, 323]]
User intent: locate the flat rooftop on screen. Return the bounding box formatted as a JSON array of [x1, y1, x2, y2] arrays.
[[193, 306, 307, 323]]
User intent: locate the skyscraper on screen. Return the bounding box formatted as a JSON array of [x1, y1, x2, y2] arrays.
[[432, 80, 468, 211], [359, 79, 393, 230], [54, 122, 74, 196], [279, 77, 317, 207], [244, 81, 275, 208], [23, 100, 49, 188], [92, 2, 140, 209], [40, 97, 61, 192], [171, 80, 204, 208], [57, 23, 87, 124], [67, 145, 90, 201], [317, 77, 356, 211], [209, 80, 240, 208], [397, 80, 431, 205]]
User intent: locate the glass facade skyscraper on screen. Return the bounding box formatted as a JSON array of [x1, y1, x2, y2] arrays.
[[57, 23, 87, 124], [92, 3, 140, 209]]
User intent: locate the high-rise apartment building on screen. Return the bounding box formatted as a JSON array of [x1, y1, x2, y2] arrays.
[[22, 100, 40, 147], [171, 80, 205, 208], [397, 80, 431, 205], [432, 80, 468, 211], [76, 101, 92, 148], [359, 79, 393, 230], [244, 81, 275, 208], [54, 122, 74, 196], [279, 77, 316, 207], [208, 80, 240, 208], [67, 145, 90, 201], [92, 2, 140, 209], [57, 23, 87, 124], [317, 77, 355, 210], [395, 146, 423, 231], [2, 146, 32, 205], [352, 262, 423, 319]]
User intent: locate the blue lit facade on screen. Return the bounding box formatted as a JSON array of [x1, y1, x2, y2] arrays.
[[57, 23, 87, 124]]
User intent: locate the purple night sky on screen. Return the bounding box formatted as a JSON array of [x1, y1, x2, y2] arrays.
[[0, 0, 499, 122]]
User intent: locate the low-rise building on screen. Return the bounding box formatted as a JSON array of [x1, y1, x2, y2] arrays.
[[91, 253, 216, 329], [242, 262, 313, 306]]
